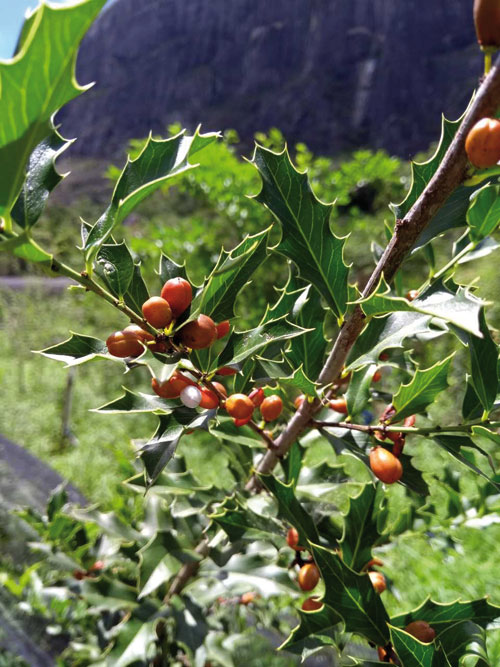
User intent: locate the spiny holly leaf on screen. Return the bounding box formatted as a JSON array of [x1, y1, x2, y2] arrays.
[[92, 388, 175, 414], [252, 145, 349, 318], [190, 229, 268, 322], [138, 532, 200, 599], [259, 475, 320, 545], [279, 365, 319, 396], [84, 129, 218, 260], [210, 496, 284, 547], [208, 316, 308, 372], [390, 355, 453, 422], [282, 441, 303, 488], [105, 616, 157, 667], [309, 543, 390, 645], [141, 410, 214, 487], [389, 626, 435, 666], [280, 605, 342, 654], [340, 484, 387, 572], [320, 428, 429, 496], [37, 332, 108, 366], [346, 364, 378, 418], [95, 242, 135, 298], [437, 620, 489, 666], [11, 129, 72, 229], [81, 578, 139, 611], [391, 597, 500, 634], [158, 253, 189, 284], [467, 309, 499, 414], [347, 312, 434, 371], [210, 416, 263, 449], [286, 285, 328, 382], [123, 262, 150, 316], [467, 183, 500, 242], [357, 278, 485, 338], [0, 232, 52, 264], [433, 435, 500, 489], [0, 0, 105, 215]]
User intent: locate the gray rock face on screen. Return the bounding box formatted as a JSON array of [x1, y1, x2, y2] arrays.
[[59, 0, 482, 158]]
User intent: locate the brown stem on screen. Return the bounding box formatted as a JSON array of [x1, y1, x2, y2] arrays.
[[164, 537, 210, 602], [245, 56, 500, 491]]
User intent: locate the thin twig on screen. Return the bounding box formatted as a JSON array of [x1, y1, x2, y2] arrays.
[[311, 420, 500, 435]]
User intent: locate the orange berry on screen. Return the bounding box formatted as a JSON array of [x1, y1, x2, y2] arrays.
[[368, 571, 386, 594], [161, 277, 192, 318], [180, 314, 217, 349], [260, 395, 283, 422], [151, 371, 195, 399], [249, 387, 265, 407], [215, 320, 231, 339], [369, 447, 403, 484], [465, 118, 500, 169], [298, 563, 320, 591], [142, 296, 172, 329], [123, 324, 155, 343], [225, 394, 254, 420], [286, 527, 303, 551], [211, 382, 227, 398], [106, 330, 144, 358], [329, 398, 347, 414], [474, 0, 500, 48], [199, 387, 219, 409], [372, 370, 382, 383], [405, 620, 436, 643], [301, 597, 322, 612], [216, 366, 238, 376], [406, 289, 419, 301], [294, 394, 305, 409], [240, 592, 257, 605], [234, 415, 253, 427]]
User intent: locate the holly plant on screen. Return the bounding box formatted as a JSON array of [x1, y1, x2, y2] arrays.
[[4, 1, 500, 665]]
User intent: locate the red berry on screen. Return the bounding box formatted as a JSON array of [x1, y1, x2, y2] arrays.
[[215, 320, 231, 339], [123, 324, 154, 344], [199, 387, 219, 409], [106, 330, 144, 358], [249, 387, 265, 407], [294, 394, 305, 409], [369, 447, 403, 484], [405, 620, 436, 643], [260, 395, 283, 422], [372, 370, 382, 383], [474, 0, 500, 48], [301, 597, 322, 612], [234, 415, 253, 427], [151, 371, 195, 399], [211, 382, 227, 398], [406, 289, 419, 301], [368, 571, 386, 594], [329, 398, 347, 414], [298, 563, 320, 591], [226, 394, 254, 420], [161, 277, 192, 318], [180, 314, 217, 349], [240, 592, 257, 605], [465, 118, 500, 169], [286, 527, 303, 551], [216, 366, 238, 376], [141, 296, 172, 329]]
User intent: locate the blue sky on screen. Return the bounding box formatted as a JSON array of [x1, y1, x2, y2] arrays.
[[0, 1, 113, 59]]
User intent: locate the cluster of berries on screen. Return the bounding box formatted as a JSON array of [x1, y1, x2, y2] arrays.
[[106, 277, 230, 358]]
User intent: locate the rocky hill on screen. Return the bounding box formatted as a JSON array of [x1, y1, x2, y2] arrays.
[[58, 0, 482, 159]]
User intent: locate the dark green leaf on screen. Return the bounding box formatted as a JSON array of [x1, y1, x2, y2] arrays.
[[287, 285, 328, 381], [158, 253, 189, 283], [92, 387, 175, 414], [346, 364, 378, 418], [467, 183, 500, 242], [105, 617, 156, 665], [11, 129, 71, 228], [191, 229, 268, 321], [282, 441, 303, 488], [0, 0, 105, 215], [252, 145, 349, 318], [37, 332, 108, 366], [389, 625, 435, 666], [467, 309, 498, 414], [391, 355, 453, 422], [280, 605, 342, 654], [84, 129, 218, 259], [433, 435, 500, 489], [123, 262, 150, 316], [340, 484, 387, 572], [391, 597, 500, 633], [95, 242, 135, 298], [210, 496, 284, 546]]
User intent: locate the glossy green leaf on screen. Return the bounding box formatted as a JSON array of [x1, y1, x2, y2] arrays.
[[340, 484, 387, 572], [346, 364, 378, 418], [433, 435, 500, 489], [191, 229, 268, 321], [84, 129, 218, 260], [467, 309, 498, 414], [391, 597, 500, 634], [437, 620, 489, 666], [252, 145, 349, 318], [347, 312, 434, 371], [210, 496, 284, 546], [11, 129, 71, 228], [259, 475, 320, 545], [389, 626, 435, 666], [81, 578, 139, 612], [37, 332, 108, 366], [92, 387, 175, 414], [391, 355, 453, 422], [0, 0, 105, 215], [309, 543, 390, 645], [467, 183, 500, 242], [208, 316, 308, 372], [95, 242, 135, 298], [158, 253, 189, 284], [280, 605, 342, 654], [357, 278, 485, 338], [141, 410, 213, 487], [106, 617, 156, 667], [123, 262, 150, 316], [286, 285, 328, 382]]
